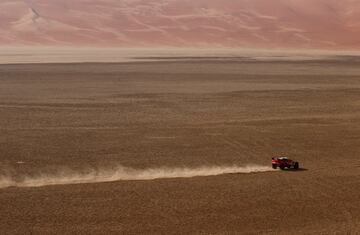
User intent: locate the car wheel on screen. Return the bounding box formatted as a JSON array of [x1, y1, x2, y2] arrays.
[[272, 164, 277, 169], [294, 162, 299, 170]]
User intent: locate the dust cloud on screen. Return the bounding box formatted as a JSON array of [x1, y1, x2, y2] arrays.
[[0, 165, 273, 189]]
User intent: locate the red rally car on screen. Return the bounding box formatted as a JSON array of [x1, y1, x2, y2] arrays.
[[272, 157, 299, 170]]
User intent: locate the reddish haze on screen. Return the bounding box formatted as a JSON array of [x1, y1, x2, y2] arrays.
[[1, 0, 360, 49]]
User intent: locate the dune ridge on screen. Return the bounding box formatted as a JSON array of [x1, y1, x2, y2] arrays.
[[0, 0, 360, 49]]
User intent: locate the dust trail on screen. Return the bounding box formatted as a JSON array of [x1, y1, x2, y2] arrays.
[[0, 165, 273, 189]]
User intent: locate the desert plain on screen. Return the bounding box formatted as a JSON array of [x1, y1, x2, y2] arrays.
[[0, 53, 359, 234]]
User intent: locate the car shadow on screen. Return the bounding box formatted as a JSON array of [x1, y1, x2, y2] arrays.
[[279, 168, 308, 172]]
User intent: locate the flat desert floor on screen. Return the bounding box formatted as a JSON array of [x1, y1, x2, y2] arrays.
[[0, 59, 359, 234]]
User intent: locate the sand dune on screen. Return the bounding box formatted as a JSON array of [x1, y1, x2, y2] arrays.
[[0, 0, 360, 49]]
